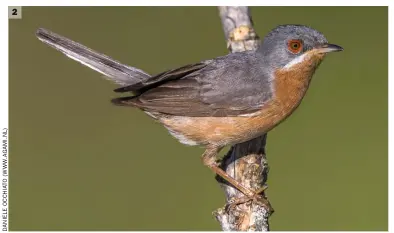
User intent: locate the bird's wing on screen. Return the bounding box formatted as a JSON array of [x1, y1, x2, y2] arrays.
[[113, 52, 274, 117], [113, 62, 207, 94], [36, 28, 150, 86]]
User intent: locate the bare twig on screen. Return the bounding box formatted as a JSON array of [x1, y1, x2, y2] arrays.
[[213, 6, 273, 231]]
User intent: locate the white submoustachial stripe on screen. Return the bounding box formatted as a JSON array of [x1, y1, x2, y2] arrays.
[[283, 53, 308, 70]]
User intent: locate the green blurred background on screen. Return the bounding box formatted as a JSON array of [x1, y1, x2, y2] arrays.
[[9, 6, 387, 231]]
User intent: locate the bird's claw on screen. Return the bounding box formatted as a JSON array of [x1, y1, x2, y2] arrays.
[[225, 185, 273, 214]]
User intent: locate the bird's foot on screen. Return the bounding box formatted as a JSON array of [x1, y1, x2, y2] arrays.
[[225, 185, 274, 214]]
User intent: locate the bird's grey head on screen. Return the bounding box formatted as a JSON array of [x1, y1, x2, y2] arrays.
[[259, 24, 343, 70]]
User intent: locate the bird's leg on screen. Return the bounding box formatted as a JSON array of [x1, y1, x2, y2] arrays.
[[202, 146, 274, 213], [201, 146, 255, 197]]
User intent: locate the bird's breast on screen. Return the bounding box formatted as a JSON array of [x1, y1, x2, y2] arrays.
[[266, 66, 315, 122]]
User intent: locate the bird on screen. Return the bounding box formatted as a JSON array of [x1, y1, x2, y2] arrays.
[[36, 24, 343, 198]]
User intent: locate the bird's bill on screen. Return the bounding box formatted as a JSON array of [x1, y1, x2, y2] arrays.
[[316, 43, 344, 53]]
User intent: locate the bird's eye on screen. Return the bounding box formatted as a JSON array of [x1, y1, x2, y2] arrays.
[[287, 40, 303, 54]]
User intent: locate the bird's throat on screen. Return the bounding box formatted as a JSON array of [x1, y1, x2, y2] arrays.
[[273, 53, 324, 116]]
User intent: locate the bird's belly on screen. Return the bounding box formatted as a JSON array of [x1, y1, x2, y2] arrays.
[[159, 99, 302, 146]]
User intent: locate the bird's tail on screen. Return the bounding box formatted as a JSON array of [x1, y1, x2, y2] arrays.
[[35, 28, 151, 86]]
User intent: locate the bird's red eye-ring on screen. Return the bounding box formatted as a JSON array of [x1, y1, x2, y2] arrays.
[[287, 40, 303, 54]]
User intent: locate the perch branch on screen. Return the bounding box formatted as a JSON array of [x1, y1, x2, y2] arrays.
[[213, 6, 273, 231]]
